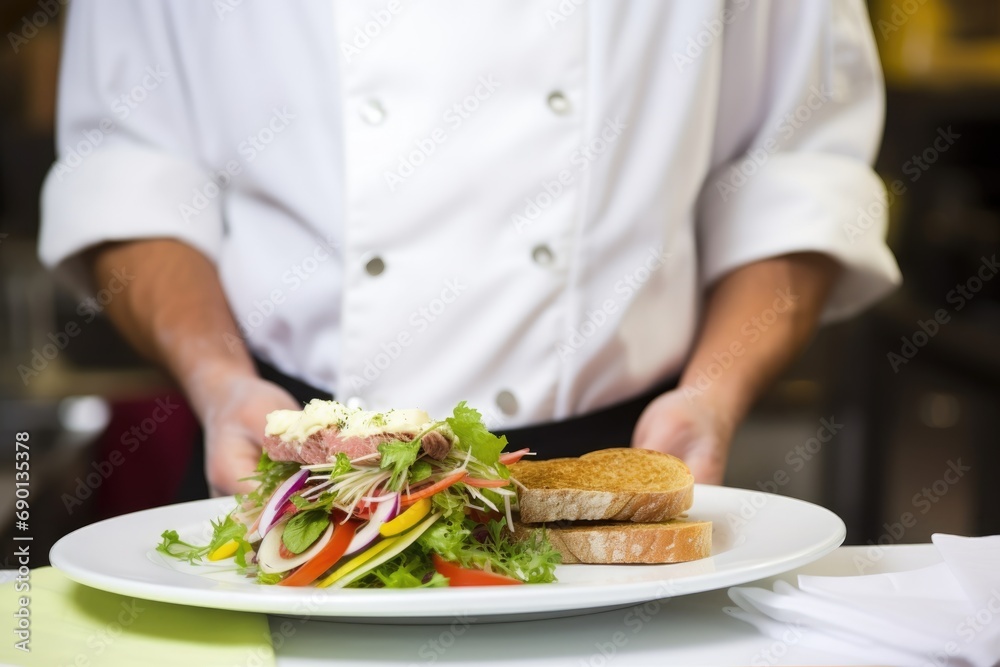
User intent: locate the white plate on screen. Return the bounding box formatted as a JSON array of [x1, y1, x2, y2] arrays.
[[50, 486, 844, 623]]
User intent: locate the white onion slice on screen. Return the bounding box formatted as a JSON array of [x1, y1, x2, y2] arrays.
[[345, 493, 400, 555], [359, 494, 398, 503], [257, 520, 333, 574]]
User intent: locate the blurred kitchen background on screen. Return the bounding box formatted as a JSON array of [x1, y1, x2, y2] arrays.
[[1, 1, 998, 566]]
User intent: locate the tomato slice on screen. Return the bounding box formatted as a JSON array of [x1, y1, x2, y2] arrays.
[[432, 553, 523, 586], [498, 448, 531, 465], [279, 519, 360, 587]]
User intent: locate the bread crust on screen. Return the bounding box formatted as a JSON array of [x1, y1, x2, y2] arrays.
[[513, 519, 712, 564]]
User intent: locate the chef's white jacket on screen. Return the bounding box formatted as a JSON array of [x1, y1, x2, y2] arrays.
[[40, 0, 901, 428]]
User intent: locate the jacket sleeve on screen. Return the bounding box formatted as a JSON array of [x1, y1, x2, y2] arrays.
[[38, 0, 223, 290], [697, 0, 901, 322]]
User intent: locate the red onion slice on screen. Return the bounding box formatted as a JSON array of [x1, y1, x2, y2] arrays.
[[258, 468, 309, 538]]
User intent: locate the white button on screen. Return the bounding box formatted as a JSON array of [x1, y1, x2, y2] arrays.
[[496, 390, 518, 416], [547, 91, 571, 115], [346, 396, 365, 410], [365, 256, 385, 276], [532, 245, 554, 266], [360, 99, 385, 125]]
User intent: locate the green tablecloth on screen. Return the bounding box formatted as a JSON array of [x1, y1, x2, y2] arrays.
[[1, 567, 274, 667]]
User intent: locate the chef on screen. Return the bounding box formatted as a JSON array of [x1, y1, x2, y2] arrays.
[[39, 1, 900, 495]]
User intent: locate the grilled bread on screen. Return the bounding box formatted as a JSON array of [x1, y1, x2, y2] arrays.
[[510, 448, 694, 523], [513, 518, 712, 564]]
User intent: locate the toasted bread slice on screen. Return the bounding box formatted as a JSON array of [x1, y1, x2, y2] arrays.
[[513, 518, 712, 564], [510, 448, 694, 523]]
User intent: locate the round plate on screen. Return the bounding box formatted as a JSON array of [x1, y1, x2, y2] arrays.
[[50, 485, 845, 623]]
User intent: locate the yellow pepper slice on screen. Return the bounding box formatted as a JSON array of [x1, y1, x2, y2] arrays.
[[316, 537, 401, 588], [207, 539, 239, 561], [380, 498, 432, 537]]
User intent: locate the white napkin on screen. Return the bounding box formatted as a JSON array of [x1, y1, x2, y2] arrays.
[[726, 534, 1000, 667]]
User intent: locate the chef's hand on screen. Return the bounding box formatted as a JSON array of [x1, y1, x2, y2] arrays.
[[631, 389, 734, 485], [85, 240, 307, 496], [630, 253, 841, 484], [200, 373, 300, 497]]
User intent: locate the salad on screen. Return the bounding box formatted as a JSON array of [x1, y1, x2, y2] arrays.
[[157, 402, 560, 588]]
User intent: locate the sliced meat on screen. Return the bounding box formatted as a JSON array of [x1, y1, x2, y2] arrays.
[[420, 430, 452, 460], [263, 429, 420, 465]]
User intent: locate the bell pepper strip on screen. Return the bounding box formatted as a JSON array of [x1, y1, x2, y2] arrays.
[[320, 513, 442, 589], [498, 448, 530, 465], [461, 476, 510, 488], [380, 497, 431, 536], [432, 553, 523, 586], [316, 536, 401, 588], [279, 519, 360, 587], [207, 539, 239, 561], [400, 471, 466, 505]]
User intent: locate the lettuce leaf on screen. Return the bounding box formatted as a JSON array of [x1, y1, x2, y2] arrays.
[[408, 460, 432, 485], [157, 514, 251, 566], [446, 402, 507, 466], [328, 452, 354, 480], [352, 546, 448, 589], [416, 514, 560, 584], [281, 509, 330, 554], [378, 439, 422, 491]]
